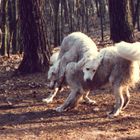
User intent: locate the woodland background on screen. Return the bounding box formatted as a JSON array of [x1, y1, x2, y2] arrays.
[[0, 0, 140, 140]]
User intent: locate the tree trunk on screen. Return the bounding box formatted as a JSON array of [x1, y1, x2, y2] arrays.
[[52, 0, 60, 47], [132, 0, 140, 28], [138, 2, 140, 30], [10, 0, 17, 54], [109, 0, 134, 43], [0, 0, 6, 55], [17, 0, 50, 74]]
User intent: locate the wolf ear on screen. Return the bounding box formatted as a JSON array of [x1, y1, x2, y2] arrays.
[[98, 53, 104, 60], [76, 57, 89, 69], [76, 57, 86, 69], [95, 53, 104, 66]]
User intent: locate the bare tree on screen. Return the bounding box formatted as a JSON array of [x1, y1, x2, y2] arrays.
[[109, 0, 134, 43], [17, 0, 50, 74], [133, 0, 140, 29], [0, 0, 6, 55]]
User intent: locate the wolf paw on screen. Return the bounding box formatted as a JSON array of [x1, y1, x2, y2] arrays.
[[107, 111, 120, 118], [83, 97, 96, 105], [86, 99, 96, 104], [42, 97, 53, 104], [55, 106, 64, 112]]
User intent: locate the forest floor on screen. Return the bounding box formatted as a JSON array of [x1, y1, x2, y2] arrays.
[[0, 31, 140, 140]]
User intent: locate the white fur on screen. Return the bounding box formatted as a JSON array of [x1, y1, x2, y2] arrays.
[[50, 50, 60, 65], [46, 32, 98, 104], [116, 41, 140, 83], [48, 32, 98, 88], [55, 61, 97, 112], [131, 61, 140, 83], [116, 41, 140, 61], [83, 44, 140, 84], [58, 32, 97, 59], [57, 32, 98, 80], [83, 50, 106, 81], [82, 45, 139, 117], [83, 47, 118, 81], [47, 60, 60, 88], [47, 48, 60, 88]]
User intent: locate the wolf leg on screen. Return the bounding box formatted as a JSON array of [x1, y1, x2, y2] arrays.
[[108, 85, 124, 118], [82, 91, 96, 104], [42, 87, 59, 103], [55, 88, 82, 112], [59, 51, 77, 79], [122, 86, 130, 109]]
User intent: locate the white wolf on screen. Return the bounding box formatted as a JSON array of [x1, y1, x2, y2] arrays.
[[48, 32, 98, 88], [45, 32, 98, 103], [56, 41, 140, 118]]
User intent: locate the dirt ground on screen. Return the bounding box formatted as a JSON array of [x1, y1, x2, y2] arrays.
[[0, 54, 139, 140]]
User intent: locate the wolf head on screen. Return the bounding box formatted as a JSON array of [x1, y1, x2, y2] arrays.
[[83, 53, 104, 81]]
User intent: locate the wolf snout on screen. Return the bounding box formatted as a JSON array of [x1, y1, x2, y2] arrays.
[[85, 78, 92, 83]]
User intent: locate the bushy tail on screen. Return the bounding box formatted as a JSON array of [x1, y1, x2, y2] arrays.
[[115, 41, 140, 61]]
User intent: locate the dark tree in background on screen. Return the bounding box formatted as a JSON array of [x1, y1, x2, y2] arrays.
[[109, 0, 134, 43], [0, 0, 6, 55], [52, 0, 60, 47], [133, 0, 140, 30], [17, 0, 50, 74], [0, 0, 17, 56]]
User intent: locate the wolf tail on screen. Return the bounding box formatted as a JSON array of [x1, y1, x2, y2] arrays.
[[115, 41, 140, 61]]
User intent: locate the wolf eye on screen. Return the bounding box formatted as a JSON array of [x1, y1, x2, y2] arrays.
[[93, 69, 96, 72], [86, 68, 90, 71]]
